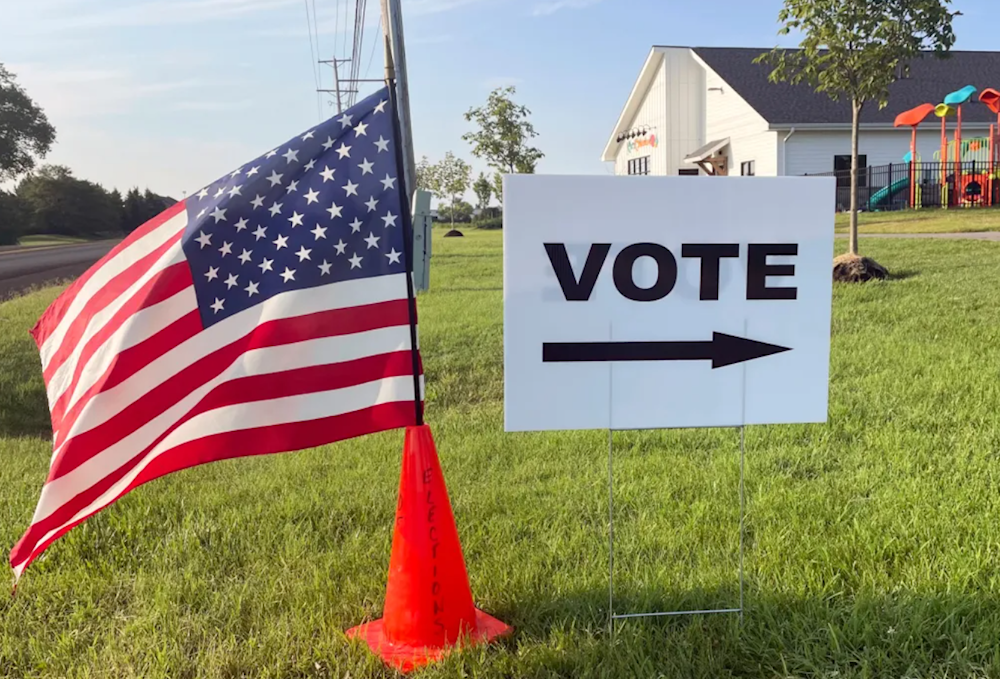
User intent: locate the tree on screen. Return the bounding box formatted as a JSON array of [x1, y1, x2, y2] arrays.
[[0, 64, 56, 182], [492, 172, 504, 206], [0, 190, 27, 245], [437, 200, 474, 224], [431, 152, 471, 227], [757, 0, 957, 276], [462, 86, 543, 177], [473, 172, 492, 212], [17, 165, 122, 238], [123, 187, 145, 232], [415, 155, 436, 194]]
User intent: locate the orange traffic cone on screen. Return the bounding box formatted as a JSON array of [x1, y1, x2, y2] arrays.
[[346, 425, 511, 672]]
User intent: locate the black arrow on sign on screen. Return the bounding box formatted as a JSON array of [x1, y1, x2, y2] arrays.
[[542, 332, 792, 369]]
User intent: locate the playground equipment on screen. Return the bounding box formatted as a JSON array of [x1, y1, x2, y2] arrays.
[[934, 104, 956, 206], [878, 86, 1000, 211], [944, 85, 977, 190], [979, 88, 1000, 202], [893, 103, 935, 209]]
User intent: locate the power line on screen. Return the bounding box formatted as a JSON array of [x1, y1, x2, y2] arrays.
[[363, 13, 382, 82], [303, 0, 322, 120]]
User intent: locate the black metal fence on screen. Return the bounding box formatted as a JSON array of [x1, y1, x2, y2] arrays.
[[805, 161, 1000, 212]]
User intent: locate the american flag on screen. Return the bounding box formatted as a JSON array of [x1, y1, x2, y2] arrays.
[[11, 88, 423, 581]]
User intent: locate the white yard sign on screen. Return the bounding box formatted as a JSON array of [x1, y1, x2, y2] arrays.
[[503, 175, 835, 432]]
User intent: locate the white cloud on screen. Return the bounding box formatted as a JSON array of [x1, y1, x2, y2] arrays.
[[532, 0, 601, 16]]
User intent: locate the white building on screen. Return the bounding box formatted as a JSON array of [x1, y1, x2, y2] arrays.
[[603, 47, 998, 183]]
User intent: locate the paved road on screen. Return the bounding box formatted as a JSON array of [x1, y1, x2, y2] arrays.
[[0, 240, 118, 299]]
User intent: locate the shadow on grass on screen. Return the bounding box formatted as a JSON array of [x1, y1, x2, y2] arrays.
[[0, 377, 52, 439], [438, 287, 504, 293], [478, 582, 1000, 677], [889, 269, 919, 281]]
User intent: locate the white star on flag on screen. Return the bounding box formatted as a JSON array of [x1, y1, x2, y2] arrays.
[[349, 218, 363, 233], [354, 121, 369, 137], [304, 189, 320, 204], [259, 257, 274, 272], [211, 298, 225, 313], [320, 166, 336, 182], [327, 202, 344, 219], [359, 159, 374, 175], [283, 148, 299, 163], [267, 171, 283, 186], [295, 246, 312, 261], [239, 248, 253, 264], [311, 225, 328, 240], [319, 260, 332, 275], [280, 267, 296, 282], [210, 207, 227, 223], [336, 143, 352, 159], [288, 212, 304, 227], [268, 202, 283, 217], [374, 136, 390, 153], [386, 248, 402, 264], [365, 197, 378, 212], [273, 234, 289, 250], [338, 113, 353, 128], [349, 253, 363, 269], [219, 241, 233, 257], [224, 273, 239, 289], [334, 239, 348, 254], [251, 195, 265, 209], [205, 266, 220, 281], [235, 217, 249, 231], [253, 225, 267, 240], [382, 211, 398, 228], [380, 174, 396, 190], [364, 232, 380, 249], [196, 231, 212, 248], [245, 280, 260, 296], [343, 180, 359, 197]]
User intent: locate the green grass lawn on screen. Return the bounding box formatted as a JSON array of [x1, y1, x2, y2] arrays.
[[4, 230, 1000, 678], [834, 207, 1000, 233], [15, 234, 93, 247]]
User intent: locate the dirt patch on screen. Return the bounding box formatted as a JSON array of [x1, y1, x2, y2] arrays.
[[833, 254, 889, 283]]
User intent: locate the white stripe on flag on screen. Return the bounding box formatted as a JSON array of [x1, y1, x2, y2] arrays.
[[39, 211, 188, 370], [45, 244, 187, 409], [23, 374, 417, 572], [52, 273, 409, 449], [33, 324, 414, 524]]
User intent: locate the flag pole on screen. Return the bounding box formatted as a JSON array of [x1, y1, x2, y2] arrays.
[[383, 24, 424, 427]]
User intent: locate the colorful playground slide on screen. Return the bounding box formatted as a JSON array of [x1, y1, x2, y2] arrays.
[[867, 177, 910, 210]]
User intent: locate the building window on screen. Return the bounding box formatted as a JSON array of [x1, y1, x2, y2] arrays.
[[834, 154, 868, 188], [740, 160, 756, 176], [627, 156, 650, 175], [678, 168, 699, 176]]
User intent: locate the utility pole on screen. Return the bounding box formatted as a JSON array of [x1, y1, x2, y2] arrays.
[[380, 0, 416, 206], [318, 58, 356, 114], [381, 0, 428, 291]]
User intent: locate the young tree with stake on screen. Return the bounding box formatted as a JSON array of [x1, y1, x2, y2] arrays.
[[473, 173, 492, 213], [757, 0, 957, 281], [434, 152, 472, 229], [463, 86, 543, 206]]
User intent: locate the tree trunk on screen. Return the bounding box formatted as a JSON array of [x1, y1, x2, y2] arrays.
[[849, 99, 862, 256]]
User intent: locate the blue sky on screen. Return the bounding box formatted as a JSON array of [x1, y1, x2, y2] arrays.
[[2, 0, 996, 200]]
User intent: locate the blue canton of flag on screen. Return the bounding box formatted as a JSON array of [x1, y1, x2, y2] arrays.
[[182, 88, 407, 327]]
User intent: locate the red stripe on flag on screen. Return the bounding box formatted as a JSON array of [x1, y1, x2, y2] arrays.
[[48, 264, 195, 435], [11, 400, 416, 575], [48, 298, 412, 480], [52, 309, 203, 448], [41, 231, 183, 382], [30, 202, 187, 348]]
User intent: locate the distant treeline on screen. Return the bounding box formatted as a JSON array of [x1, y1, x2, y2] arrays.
[[0, 165, 176, 245]]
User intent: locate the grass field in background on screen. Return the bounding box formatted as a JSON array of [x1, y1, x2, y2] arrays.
[[4, 230, 1000, 678], [15, 234, 93, 247], [834, 207, 1000, 233]]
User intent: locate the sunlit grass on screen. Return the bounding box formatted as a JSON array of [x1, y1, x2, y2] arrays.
[[3, 230, 1000, 677]]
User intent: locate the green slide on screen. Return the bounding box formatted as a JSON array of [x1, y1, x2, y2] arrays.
[[867, 177, 909, 210]]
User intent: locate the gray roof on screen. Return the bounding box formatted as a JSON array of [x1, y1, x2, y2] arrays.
[[691, 47, 1000, 126]]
